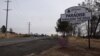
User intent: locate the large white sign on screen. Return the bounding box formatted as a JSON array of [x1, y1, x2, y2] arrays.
[[61, 6, 91, 24], [61, 12, 91, 21]]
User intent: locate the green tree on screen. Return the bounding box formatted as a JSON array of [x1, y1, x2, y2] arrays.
[[55, 19, 73, 36], [1, 25, 6, 33]]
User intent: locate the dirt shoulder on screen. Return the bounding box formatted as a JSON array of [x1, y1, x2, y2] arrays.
[[36, 37, 100, 56]]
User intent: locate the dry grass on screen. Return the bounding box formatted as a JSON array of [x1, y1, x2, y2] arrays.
[[37, 37, 100, 56], [0, 33, 18, 38], [0, 33, 31, 38]]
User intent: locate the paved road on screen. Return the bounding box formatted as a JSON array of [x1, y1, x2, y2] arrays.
[[0, 37, 48, 46], [0, 38, 57, 56]]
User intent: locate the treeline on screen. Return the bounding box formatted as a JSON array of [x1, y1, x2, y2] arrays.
[[31, 33, 50, 37], [0, 25, 50, 38], [0, 25, 15, 34]]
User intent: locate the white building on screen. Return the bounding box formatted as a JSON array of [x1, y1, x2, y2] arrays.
[[75, 0, 100, 36]]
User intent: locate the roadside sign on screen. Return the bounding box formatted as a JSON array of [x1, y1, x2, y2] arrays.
[[61, 6, 91, 24]]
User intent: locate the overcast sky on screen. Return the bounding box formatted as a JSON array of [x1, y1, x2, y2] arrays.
[[0, 0, 84, 35]]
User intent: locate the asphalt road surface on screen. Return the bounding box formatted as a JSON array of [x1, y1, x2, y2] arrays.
[[0, 37, 57, 56], [0, 37, 48, 46]]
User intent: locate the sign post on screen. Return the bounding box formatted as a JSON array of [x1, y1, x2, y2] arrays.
[[88, 20, 90, 49]]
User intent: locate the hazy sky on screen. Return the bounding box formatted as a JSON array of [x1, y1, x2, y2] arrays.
[[0, 0, 84, 34]]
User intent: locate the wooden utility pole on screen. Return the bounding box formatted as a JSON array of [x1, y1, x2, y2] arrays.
[[28, 22, 30, 35], [5, 0, 11, 38]]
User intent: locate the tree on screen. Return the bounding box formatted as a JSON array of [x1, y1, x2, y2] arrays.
[[1, 25, 6, 33], [55, 19, 73, 36], [91, 15, 100, 37], [9, 28, 13, 34]]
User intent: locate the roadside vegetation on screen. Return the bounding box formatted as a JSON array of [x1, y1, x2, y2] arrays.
[[36, 36, 100, 56]]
